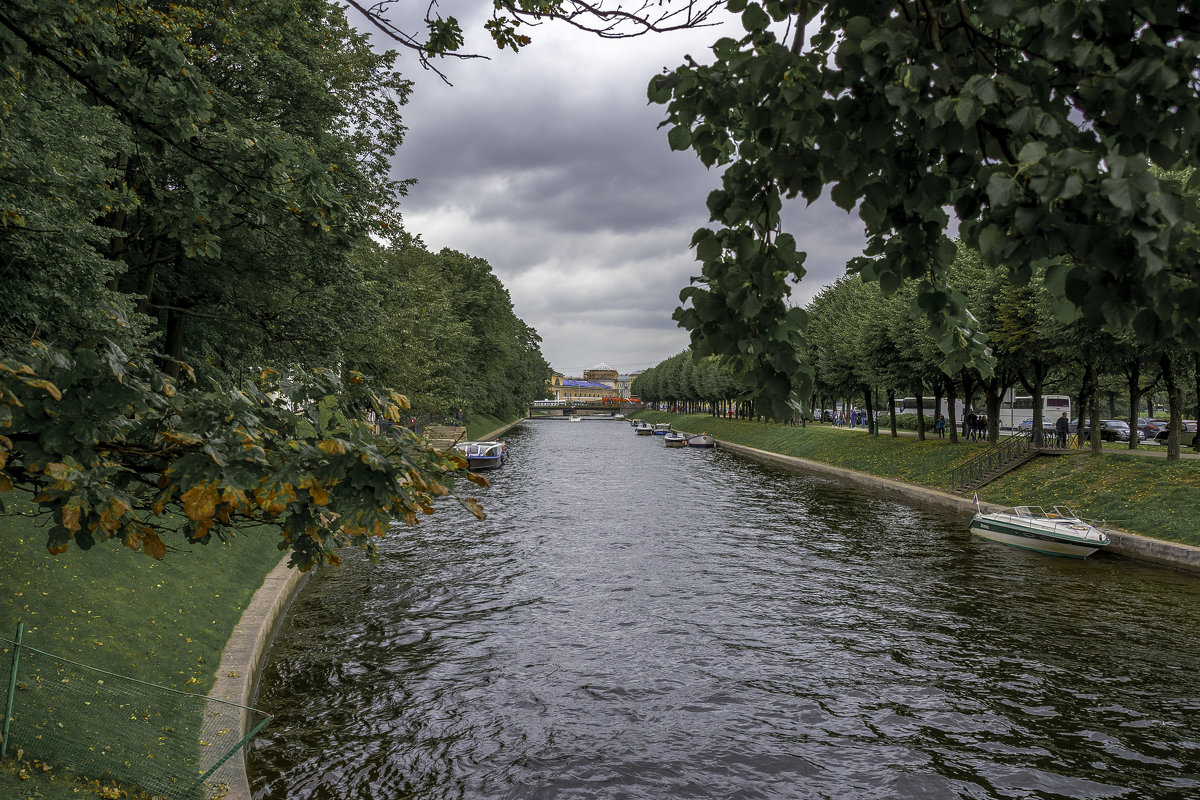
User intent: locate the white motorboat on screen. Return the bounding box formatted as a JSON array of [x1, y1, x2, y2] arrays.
[[568, 415, 582, 422], [663, 431, 687, 447], [652, 422, 671, 436], [635, 422, 654, 435], [969, 504, 1110, 558], [453, 441, 507, 470], [685, 433, 716, 448]]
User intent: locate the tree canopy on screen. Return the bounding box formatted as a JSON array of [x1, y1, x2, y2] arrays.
[[362, 0, 1200, 418], [651, 0, 1200, 418], [0, 0, 548, 567]]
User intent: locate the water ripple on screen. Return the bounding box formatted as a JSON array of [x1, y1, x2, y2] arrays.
[[250, 420, 1200, 799]]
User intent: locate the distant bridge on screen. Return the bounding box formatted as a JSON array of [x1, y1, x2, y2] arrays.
[[527, 401, 644, 417]]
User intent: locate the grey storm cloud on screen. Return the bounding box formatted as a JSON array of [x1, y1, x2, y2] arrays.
[[371, 8, 868, 374]]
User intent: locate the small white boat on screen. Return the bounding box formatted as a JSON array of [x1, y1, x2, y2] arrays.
[[614, 414, 625, 420], [652, 422, 671, 436], [453, 441, 507, 470], [969, 505, 1109, 558], [568, 415, 582, 422], [685, 433, 716, 448], [635, 422, 654, 436], [663, 431, 687, 447]]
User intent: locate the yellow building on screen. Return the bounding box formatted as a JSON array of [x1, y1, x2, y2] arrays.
[[548, 364, 619, 403]]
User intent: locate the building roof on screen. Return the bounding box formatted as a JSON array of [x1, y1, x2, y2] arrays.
[[561, 379, 612, 389], [587, 362, 616, 372]]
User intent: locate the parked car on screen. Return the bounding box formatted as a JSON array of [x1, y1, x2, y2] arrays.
[[1074, 419, 1139, 442], [1137, 418, 1169, 441], [1017, 417, 1053, 430], [1154, 420, 1198, 446]]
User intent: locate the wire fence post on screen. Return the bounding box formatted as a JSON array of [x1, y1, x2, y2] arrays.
[[2, 622, 23, 758], [185, 713, 272, 794]]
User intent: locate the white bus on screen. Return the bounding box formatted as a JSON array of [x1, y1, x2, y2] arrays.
[[894, 397, 965, 421], [996, 395, 1072, 430]]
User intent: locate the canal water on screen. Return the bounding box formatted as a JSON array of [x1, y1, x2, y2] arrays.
[[248, 419, 1200, 799]]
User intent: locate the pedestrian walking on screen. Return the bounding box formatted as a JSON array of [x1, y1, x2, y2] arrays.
[[935, 414, 946, 438]]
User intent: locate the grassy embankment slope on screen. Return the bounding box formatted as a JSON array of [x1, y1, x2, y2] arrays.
[[0, 492, 285, 798], [637, 411, 1200, 547], [464, 412, 525, 441], [0, 410, 527, 797]]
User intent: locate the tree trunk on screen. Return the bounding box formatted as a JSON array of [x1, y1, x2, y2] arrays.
[[986, 390, 1001, 445], [863, 386, 874, 436], [888, 388, 897, 437], [960, 373, 976, 437], [1194, 350, 1200, 453], [1163, 352, 1181, 460], [915, 384, 926, 441], [1076, 360, 1094, 441], [162, 308, 186, 380], [1087, 363, 1102, 453], [982, 374, 1012, 445], [946, 377, 959, 444], [1018, 361, 1049, 448], [1126, 361, 1142, 451]]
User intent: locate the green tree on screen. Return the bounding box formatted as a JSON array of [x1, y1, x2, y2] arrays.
[[649, 2, 1200, 417], [0, 1, 518, 565], [357, 0, 1200, 418]]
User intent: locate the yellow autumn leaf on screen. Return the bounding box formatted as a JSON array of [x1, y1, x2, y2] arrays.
[[0, 361, 34, 376], [180, 483, 219, 521], [318, 438, 347, 455], [44, 462, 70, 481], [60, 503, 82, 532], [221, 486, 251, 511], [190, 518, 213, 540], [161, 431, 203, 447], [23, 378, 62, 401], [123, 528, 143, 551], [98, 497, 130, 531], [463, 498, 487, 520]]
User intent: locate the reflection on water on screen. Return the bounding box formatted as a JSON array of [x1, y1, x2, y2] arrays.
[[249, 419, 1200, 799]]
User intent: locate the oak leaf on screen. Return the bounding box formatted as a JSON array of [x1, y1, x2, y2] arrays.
[[180, 483, 219, 521]]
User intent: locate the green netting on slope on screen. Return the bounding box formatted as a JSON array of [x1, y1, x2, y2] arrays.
[[1, 635, 269, 799]]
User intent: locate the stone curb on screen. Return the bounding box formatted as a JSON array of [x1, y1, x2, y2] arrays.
[[205, 557, 309, 800], [714, 439, 1200, 574], [479, 418, 525, 440]]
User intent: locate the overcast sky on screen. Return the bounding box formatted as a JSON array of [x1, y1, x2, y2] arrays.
[[372, 3, 868, 377]]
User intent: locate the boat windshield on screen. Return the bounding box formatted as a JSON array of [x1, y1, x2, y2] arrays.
[[1012, 506, 1045, 517]]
